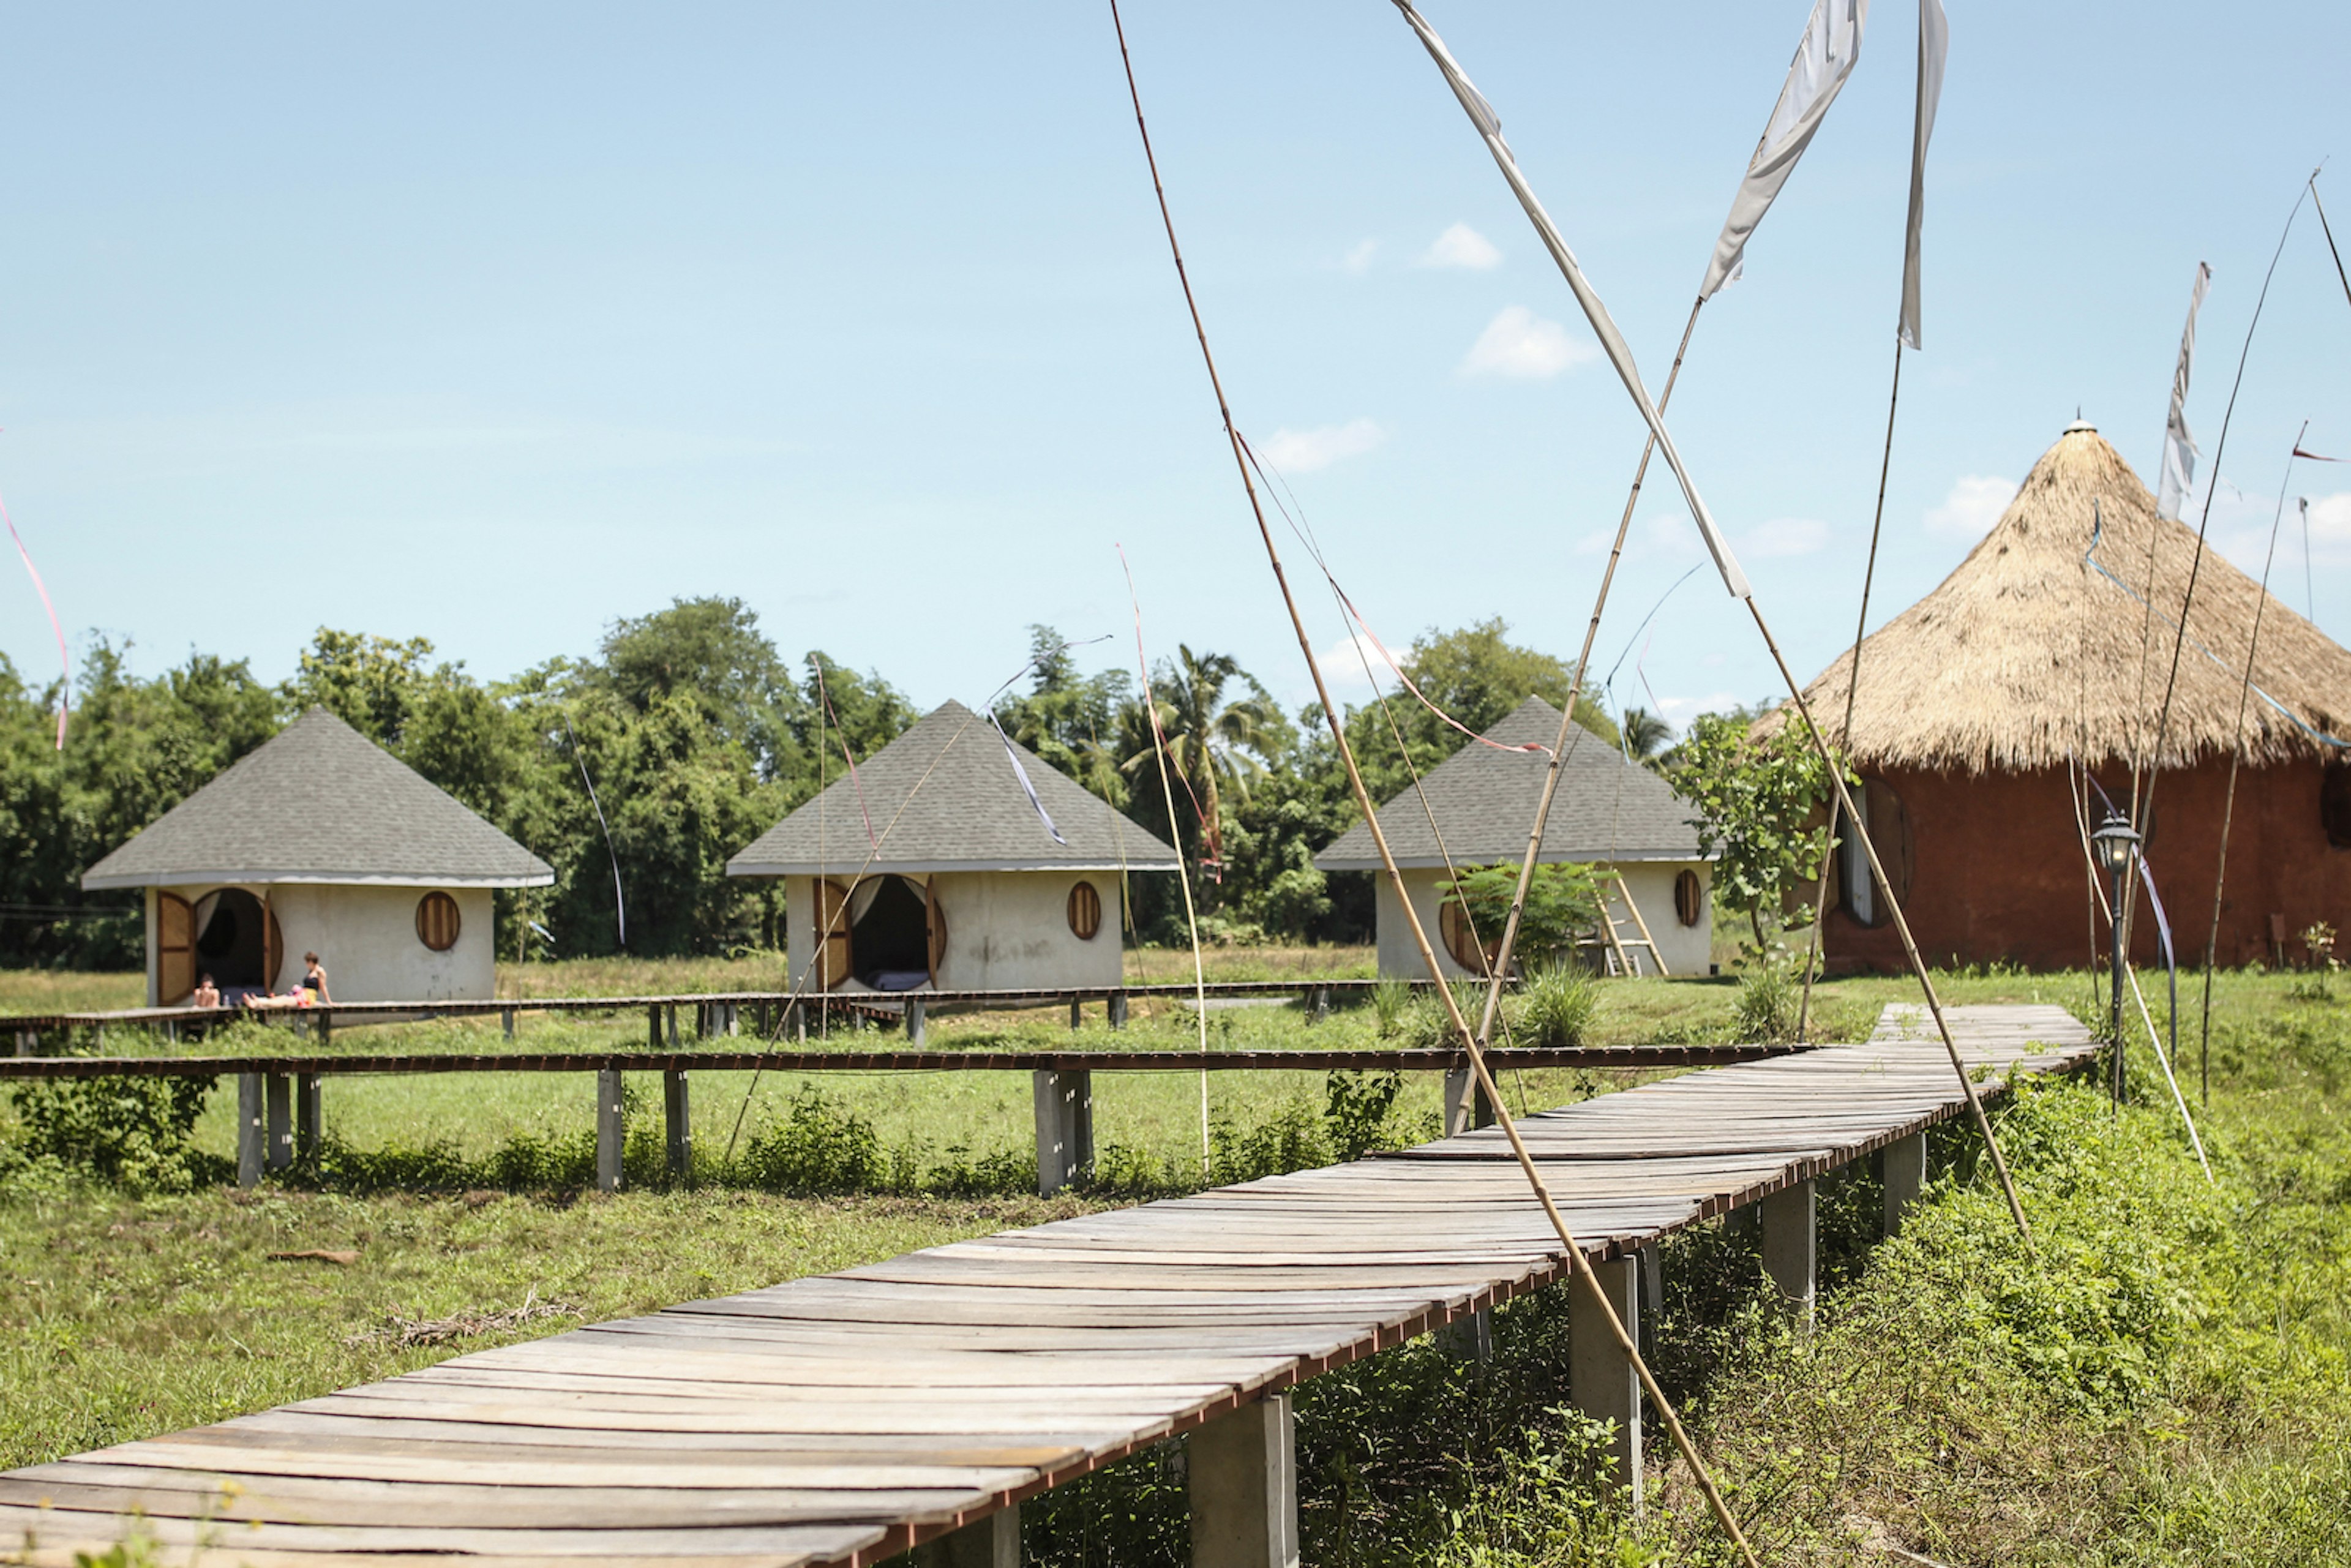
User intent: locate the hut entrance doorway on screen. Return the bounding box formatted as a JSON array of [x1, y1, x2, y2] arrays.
[[850, 876, 936, 991], [192, 888, 278, 996]]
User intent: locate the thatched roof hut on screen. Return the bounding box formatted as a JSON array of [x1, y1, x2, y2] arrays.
[[1779, 419, 2351, 973], [1774, 420, 2351, 773]]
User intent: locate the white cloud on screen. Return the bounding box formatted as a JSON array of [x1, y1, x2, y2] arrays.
[[1460, 306, 1596, 380], [1742, 517, 1829, 558], [2307, 491, 2351, 546], [1417, 222, 1501, 270], [1655, 691, 1739, 729], [1342, 239, 1378, 275], [1925, 475, 2019, 539], [1316, 631, 1401, 694], [1260, 418, 1384, 474]]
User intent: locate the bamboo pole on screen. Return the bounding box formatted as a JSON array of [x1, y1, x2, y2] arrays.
[[1105, 9, 1758, 1560], [1796, 334, 1905, 1039], [1470, 298, 1701, 1052], [2198, 430, 2301, 1107]]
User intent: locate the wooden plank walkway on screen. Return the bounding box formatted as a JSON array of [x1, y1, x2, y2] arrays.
[[0, 1004, 2093, 1567]]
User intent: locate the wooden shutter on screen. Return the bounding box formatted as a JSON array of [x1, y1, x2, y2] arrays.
[[1674, 869, 1703, 928], [263, 898, 285, 989], [814, 879, 853, 992], [416, 891, 462, 951], [1066, 880, 1101, 941], [157, 892, 195, 1005], [1438, 896, 1487, 973], [926, 879, 948, 983]]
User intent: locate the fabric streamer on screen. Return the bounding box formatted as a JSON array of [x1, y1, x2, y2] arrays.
[[1, 489, 68, 749], [1701, 0, 1870, 301], [2156, 263, 2215, 523], [988, 709, 1066, 846], [2291, 445, 2344, 462], [563, 715, 626, 950], [1896, 0, 1948, 348], [1391, 0, 1754, 599]]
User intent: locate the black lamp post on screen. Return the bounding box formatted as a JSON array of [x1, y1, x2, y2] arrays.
[[2091, 811, 2142, 1105]]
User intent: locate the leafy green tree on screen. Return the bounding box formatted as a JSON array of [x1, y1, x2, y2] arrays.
[[1122, 645, 1291, 852], [1438, 861, 1602, 969], [284, 629, 440, 746], [1670, 711, 1841, 957], [996, 625, 1133, 807], [1620, 707, 1673, 764]]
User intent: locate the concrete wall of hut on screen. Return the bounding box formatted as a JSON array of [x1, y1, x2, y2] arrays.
[[1820, 760, 2351, 972], [1376, 862, 1712, 980]]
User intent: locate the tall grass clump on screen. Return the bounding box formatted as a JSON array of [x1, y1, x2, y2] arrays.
[[1512, 964, 1597, 1048], [1732, 958, 1797, 1042]]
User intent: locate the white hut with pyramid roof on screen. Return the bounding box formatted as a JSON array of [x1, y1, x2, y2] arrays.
[[728, 700, 1180, 993], [83, 708, 553, 1005]]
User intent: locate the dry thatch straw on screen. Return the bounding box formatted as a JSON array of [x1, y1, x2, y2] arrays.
[[1768, 421, 2351, 773]]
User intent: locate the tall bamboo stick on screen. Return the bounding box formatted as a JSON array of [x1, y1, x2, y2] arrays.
[[1796, 334, 1905, 1039], [1470, 298, 1701, 1054], [1106, 9, 1760, 1560]]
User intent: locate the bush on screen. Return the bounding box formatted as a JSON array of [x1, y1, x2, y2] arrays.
[[1512, 964, 1597, 1048], [1732, 960, 1797, 1043], [731, 1085, 888, 1193], [1370, 977, 1413, 1040], [5, 1074, 219, 1193]]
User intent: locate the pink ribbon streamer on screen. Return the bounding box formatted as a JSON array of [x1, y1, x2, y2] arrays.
[[814, 662, 879, 853], [0, 487, 66, 749]]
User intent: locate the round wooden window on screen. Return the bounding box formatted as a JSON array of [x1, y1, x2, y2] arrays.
[[1067, 880, 1103, 941], [415, 891, 462, 952], [1674, 869, 1703, 928], [1439, 895, 1488, 973]]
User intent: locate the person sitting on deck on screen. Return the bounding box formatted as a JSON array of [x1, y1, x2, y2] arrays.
[[301, 951, 332, 1004], [190, 974, 221, 1009]]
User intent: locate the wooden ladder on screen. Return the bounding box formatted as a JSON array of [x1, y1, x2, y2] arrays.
[[1595, 871, 1670, 978]]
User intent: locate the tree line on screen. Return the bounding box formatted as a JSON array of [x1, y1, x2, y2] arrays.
[[0, 597, 1818, 970]]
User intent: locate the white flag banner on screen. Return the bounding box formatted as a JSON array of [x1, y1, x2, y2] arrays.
[[1392, 0, 1753, 598], [2157, 261, 2214, 522], [1896, 0, 1949, 348], [1700, 0, 1870, 301]]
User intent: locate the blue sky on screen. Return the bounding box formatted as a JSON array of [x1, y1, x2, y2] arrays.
[[1, 2, 2346, 733]]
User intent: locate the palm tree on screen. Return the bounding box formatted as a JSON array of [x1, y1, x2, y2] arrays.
[[1621, 707, 1673, 767], [1120, 646, 1285, 854]]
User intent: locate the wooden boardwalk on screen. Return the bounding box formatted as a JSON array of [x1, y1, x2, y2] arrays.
[[0, 1005, 2094, 1567]]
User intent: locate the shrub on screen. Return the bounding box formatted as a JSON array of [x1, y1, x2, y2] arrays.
[[1513, 964, 1597, 1049], [6, 1074, 219, 1193], [1323, 1070, 1404, 1161], [731, 1085, 887, 1193], [1370, 977, 1413, 1040], [1732, 960, 1797, 1043]]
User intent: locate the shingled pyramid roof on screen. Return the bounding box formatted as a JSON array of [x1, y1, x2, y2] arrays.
[[727, 700, 1181, 877], [1770, 421, 2351, 773], [1315, 696, 1706, 871], [83, 708, 553, 890]]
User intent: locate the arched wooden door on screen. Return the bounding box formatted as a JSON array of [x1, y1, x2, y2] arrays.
[[261, 897, 285, 989], [813, 879, 853, 991], [924, 879, 947, 985], [157, 892, 195, 1005]]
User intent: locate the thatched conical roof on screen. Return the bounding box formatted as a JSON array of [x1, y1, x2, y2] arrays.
[[1775, 421, 2351, 774]]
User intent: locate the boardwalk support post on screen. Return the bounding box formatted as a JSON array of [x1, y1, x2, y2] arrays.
[[1762, 1179, 1817, 1328], [236, 1072, 264, 1188], [1442, 1067, 1474, 1137], [1569, 1252, 1643, 1507], [1069, 997, 1083, 1032], [1109, 991, 1128, 1030], [914, 1506, 1020, 1567], [596, 1067, 624, 1193], [1189, 1394, 1297, 1568], [664, 1069, 691, 1184], [647, 1005, 662, 1050], [1882, 1131, 1927, 1236], [1032, 1068, 1093, 1196], [501, 1006, 516, 1041], [296, 1073, 322, 1160], [264, 1073, 293, 1172], [905, 997, 927, 1046]]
